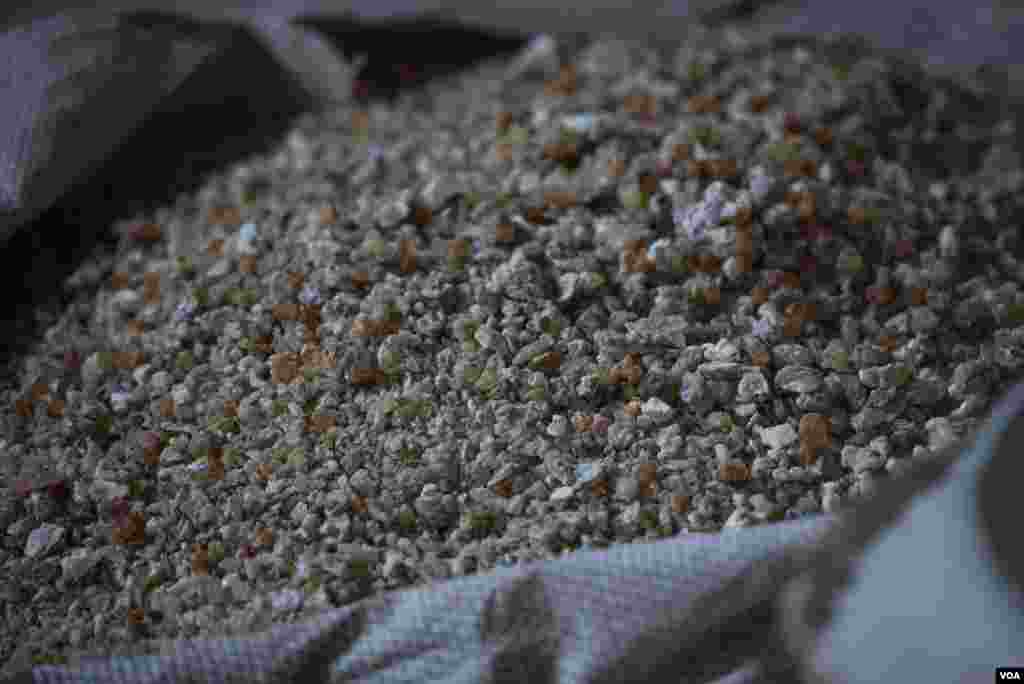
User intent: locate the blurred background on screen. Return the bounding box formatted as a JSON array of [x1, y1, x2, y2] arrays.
[[1, 0, 1021, 379]]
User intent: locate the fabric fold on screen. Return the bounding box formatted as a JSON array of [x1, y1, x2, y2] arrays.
[[0, 7, 362, 246], [0, 11, 223, 242], [21, 514, 836, 683], [776, 381, 1024, 684]]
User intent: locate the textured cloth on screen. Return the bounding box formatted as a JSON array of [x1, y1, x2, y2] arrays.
[[3, 3, 1024, 683]]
